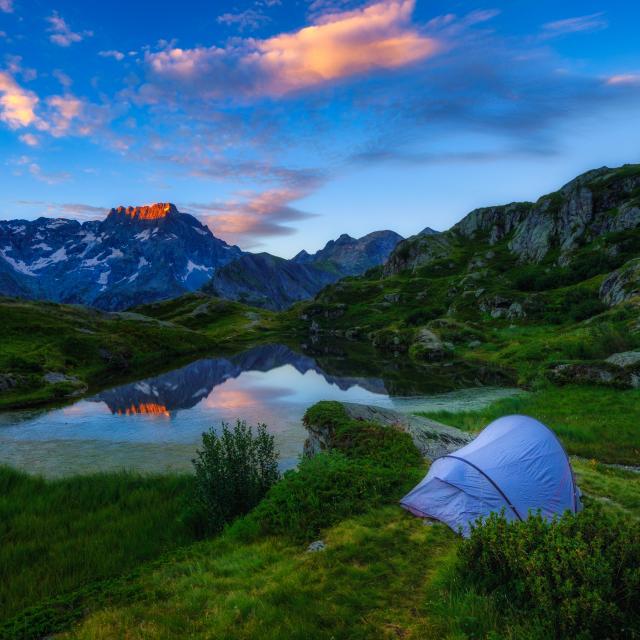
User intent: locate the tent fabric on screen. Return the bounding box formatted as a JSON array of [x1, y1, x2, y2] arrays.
[[400, 414, 582, 536]]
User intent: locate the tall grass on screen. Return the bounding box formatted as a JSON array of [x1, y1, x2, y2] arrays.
[[0, 467, 194, 621]]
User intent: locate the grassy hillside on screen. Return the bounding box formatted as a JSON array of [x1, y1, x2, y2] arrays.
[[0, 297, 215, 409]]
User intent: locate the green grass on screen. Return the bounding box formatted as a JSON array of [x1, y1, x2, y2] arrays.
[[134, 293, 281, 344], [0, 297, 217, 410], [0, 467, 195, 622], [59, 507, 458, 640], [418, 384, 640, 465]]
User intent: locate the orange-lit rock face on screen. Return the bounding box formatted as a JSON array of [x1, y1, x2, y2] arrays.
[[112, 203, 178, 220], [115, 402, 171, 417]]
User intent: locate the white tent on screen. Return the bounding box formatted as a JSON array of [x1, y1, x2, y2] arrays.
[[400, 414, 582, 536]]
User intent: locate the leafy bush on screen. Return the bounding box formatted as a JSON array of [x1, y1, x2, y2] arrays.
[[457, 507, 640, 639], [248, 407, 423, 542], [188, 421, 280, 536]]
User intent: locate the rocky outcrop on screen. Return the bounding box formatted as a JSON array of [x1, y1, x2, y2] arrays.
[[549, 351, 640, 389], [383, 233, 451, 275], [111, 203, 178, 220], [304, 401, 472, 461], [0, 203, 243, 310], [600, 258, 640, 306], [384, 164, 640, 276]]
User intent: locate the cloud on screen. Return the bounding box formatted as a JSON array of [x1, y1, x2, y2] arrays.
[[99, 50, 126, 61], [14, 200, 107, 219], [217, 9, 271, 32], [9, 156, 71, 185], [46, 12, 93, 47], [52, 69, 73, 88], [0, 71, 40, 128], [607, 73, 640, 86], [146, 0, 439, 98], [0, 0, 13, 13], [19, 132, 38, 146], [541, 12, 607, 38], [185, 187, 318, 246], [46, 94, 84, 136]]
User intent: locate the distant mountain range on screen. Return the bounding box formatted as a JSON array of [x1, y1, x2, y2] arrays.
[[206, 230, 403, 310], [0, 202, 405, 311]]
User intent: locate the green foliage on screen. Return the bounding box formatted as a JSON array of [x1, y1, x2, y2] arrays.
[[189, 420, 280, 536], [0, 467, 194, 622], [250, 416, 423, 542], [457, 507, 640, 639]]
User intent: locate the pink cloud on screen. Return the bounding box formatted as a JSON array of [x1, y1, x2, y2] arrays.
[[146, 0, 439, 98], [607, 73, 640, 86], [185, 188, 317, 246], [0, 0, 13, 14], [46, 94, 84, 136], [251, 0, 438, 94]]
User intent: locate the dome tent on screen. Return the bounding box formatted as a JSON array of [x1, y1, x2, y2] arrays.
[[400, 415, 582, 536]]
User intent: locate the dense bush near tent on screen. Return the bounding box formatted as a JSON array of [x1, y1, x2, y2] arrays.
[[247, 409, 424, 542], [456, 506, 640, 639]]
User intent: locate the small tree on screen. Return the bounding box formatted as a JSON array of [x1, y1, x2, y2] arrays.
[[190, 420, 280, 535]]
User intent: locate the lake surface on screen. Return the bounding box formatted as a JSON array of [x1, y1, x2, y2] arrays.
[[0, 344, 522, 477]]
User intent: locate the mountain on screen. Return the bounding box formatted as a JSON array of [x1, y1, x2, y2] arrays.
[[0, 203, 243, 310], [290, 164, 640, 385], [292, 230, 403, 274], [206, 230, 403, 310]]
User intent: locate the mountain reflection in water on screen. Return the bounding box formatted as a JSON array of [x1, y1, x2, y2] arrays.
[[0, 343, 521, 477], [93, 344, 387, 417]]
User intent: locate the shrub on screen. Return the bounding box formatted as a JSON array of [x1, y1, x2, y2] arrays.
[[250, 416, 423, 542], [456, 506, 640, 639], [188, 421, 280, 536]]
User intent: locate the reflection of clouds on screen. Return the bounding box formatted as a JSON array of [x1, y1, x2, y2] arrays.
[[203, 379, 294, 410], [61, 401, 110, 417]]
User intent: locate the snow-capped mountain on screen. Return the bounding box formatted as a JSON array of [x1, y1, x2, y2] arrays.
[[0, 203, 243, 310]]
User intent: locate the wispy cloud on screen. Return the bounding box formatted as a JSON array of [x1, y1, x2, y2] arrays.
[[217, 9, 271, 32], [185, 188, 318, 246], [46, 11, 93, 47], [0, 0, 13, 14], [99, 50, 125, 61], [541, 12, 607, 38], [14, 200, 107, 219], [607, 73, 640, 86]]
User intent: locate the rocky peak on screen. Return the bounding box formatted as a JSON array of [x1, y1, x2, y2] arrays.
[[110, 203, 179, 221]]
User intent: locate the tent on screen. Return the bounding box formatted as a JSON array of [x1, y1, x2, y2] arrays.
[[400, 414, 582, 536]]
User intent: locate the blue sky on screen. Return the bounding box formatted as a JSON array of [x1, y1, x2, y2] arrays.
[[1, 0, 639, 257]]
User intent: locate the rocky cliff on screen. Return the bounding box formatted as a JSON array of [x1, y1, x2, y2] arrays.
[[386, 165, 640, 275]]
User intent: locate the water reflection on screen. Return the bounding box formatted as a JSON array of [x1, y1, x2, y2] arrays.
[[0, 344, 521, 477]]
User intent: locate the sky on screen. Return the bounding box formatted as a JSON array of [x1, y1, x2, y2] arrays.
[[1, 0, 639, 257]]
